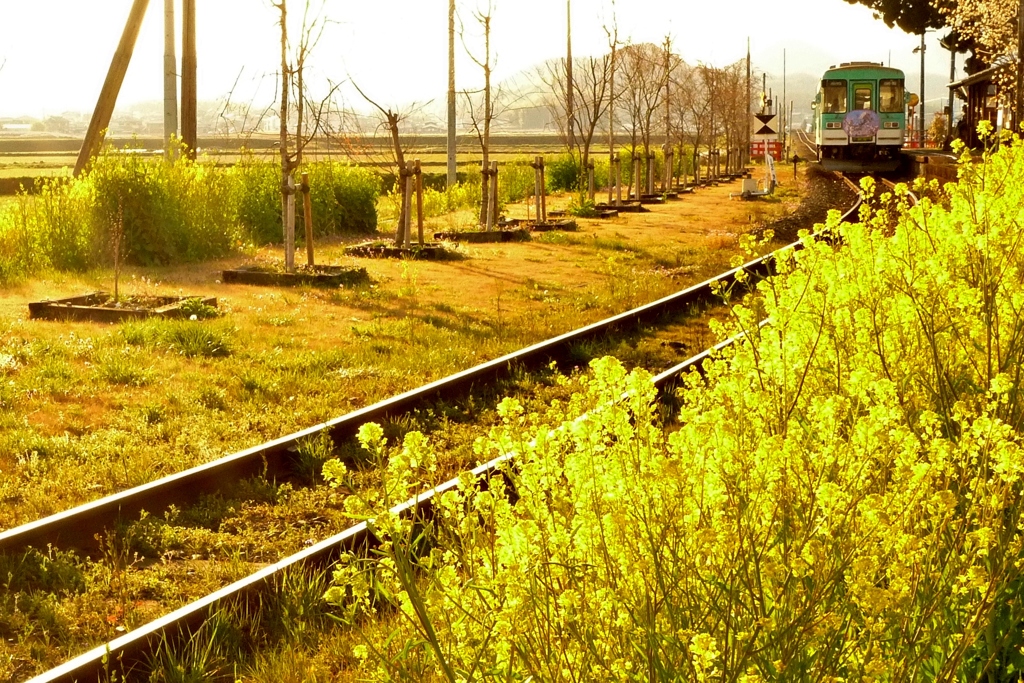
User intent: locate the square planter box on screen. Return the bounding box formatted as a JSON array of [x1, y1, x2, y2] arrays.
[[433, 228, 530, 243], [344, 241, 458, 260], [222, 264, 368, 288], [29, 292, 217, 323], [531, 219, 578, 232], [638, 194, 666, 205], [595, 202, 648, 214]]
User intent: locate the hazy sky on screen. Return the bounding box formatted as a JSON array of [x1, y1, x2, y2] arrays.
[[0, 0, 962, 119]]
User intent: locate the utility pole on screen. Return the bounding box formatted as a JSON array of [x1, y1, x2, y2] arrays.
[[663, 36, 672, 190], [566, 0, 574, 161], [1017, 0, 1024, 130], [663, 37, 671, 147], [782, 48, 786, 157], [917, 32, 926, 147], [607, 20, 618, 204], [74, 0, 151, 177], [447, 0, 456, 188], [948, 45, 956, 142], [164, 0, 178, 156], [745, 38, 751, 165], [181, 0, 197, 159]]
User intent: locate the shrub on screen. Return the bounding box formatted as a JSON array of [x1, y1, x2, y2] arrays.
[[567, 193, 599, 217], [545, 153, 581, 192], [230, 154, 281, 246], [303, 162, 380, 238], [545, 153, 611, 194], [498, 158, 535, 204], [0, 149, 382, 279]]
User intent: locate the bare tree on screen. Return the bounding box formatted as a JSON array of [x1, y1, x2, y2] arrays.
[[617, 43, 664, 196], [352, 82, 411, 244], [270, 0, 330, 269], [272, 0, 296, 269], [542, 53, 613, 186], [672, 60, 707, 185], [461, 1, 498, 225], [605, 10, 619, 202]]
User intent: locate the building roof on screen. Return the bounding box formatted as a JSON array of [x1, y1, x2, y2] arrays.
[[948, 55, 1016, 90]]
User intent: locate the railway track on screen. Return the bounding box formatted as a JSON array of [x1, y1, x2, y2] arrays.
[[17, 174, 865, 683], [794, 129, 818, 159]]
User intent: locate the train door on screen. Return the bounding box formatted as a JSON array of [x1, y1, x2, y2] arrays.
[[852, 82, 874, 111]]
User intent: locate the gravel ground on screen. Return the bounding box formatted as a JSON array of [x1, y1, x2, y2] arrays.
[[760, 163, 859, 243]]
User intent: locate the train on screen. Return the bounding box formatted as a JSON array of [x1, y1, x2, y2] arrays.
[[813, 62, 907, 172]]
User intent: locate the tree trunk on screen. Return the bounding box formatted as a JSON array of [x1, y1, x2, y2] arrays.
[[278, 0, 294, 271], [478, 14, 492, 226], [389, 115, 407, 244]]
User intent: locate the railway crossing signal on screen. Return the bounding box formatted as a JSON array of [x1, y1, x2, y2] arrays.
[[753, 113, 778, 140]]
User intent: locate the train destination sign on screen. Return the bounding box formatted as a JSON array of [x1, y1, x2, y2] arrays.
[[753, 113, 778, 140]]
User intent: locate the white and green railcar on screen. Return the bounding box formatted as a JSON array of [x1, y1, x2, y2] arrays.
[[814, 62, 907, 172]]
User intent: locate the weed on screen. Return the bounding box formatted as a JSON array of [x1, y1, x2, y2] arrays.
[[95, 348, 152, 387], [567, 194, 599, 218], [165, 322, 232, 358], [120, 319, 161, 347], [178, 297, 219, 320], [237, 367, 279, 401], [196, 385, 228, 411], [398, 262, 419, 297], [294, 431, 335, 485]]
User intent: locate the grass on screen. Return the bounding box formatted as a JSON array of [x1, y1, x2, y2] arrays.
[[0, 168, 785, 679]]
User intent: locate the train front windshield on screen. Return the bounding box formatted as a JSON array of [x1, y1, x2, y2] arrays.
[[853, 84, 873, 110], [822, 80, 847, 113], [879, 80, 904, 112]]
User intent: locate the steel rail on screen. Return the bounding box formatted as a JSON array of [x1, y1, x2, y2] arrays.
[[0, 250, 781, 557], [29, 181, 864, 683], [29, 325, 754, 683], [879, 177, 920, 207], [3, 173, 863, 559]]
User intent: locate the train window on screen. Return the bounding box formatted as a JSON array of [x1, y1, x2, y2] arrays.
[[879, 79, 904, 112], [822, 80, 847, 113], [853, 84, 873, 110]]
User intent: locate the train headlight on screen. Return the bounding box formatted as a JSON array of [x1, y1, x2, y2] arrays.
[[826, 122, 842, 129], [883, 121, 900, 129]]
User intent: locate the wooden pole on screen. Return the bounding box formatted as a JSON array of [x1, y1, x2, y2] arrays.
[[490, 161, 499, 227], [74, 0, 151, 177], [302, 172, 314, 266], [163, 0, 178, 157], [663, 144, 672, 192], [415, 160, 424, 246], [614, 154, 622, 206], [285, 175, 296, 271], [181, 0, 197, 159], [533, 158, 542, 223], [447, 0, 457, 188], [485, 165, 495, 232], [539, 157, 547, 222], [403, 161, 414, 248]]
